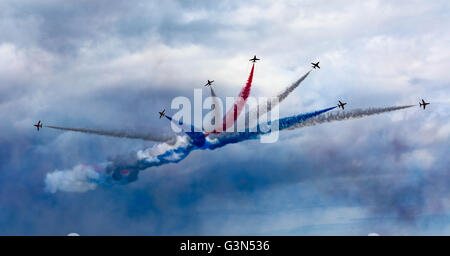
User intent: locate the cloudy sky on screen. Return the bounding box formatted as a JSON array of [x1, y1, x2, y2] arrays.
[[0, 0, 449, 235]]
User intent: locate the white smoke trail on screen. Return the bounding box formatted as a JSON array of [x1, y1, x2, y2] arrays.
[[136, 135, 190, 163], [45, 164, 101, 193], [44, 136, 192, 193], [207, 86, 223, 131], [46, 125, 176, 143], [245, 70, 312, 124], [287, 105, 415, 130], [44, 105, 416, 193]]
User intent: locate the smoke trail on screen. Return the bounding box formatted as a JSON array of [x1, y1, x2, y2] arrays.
[[45, 106, 335, 192], [277, 106, 336, 130], [107, 135, 195, 182], [207, 63, 255, 134], [287, 105, 415, 130], [45, 164, 103, 193], [108, 106, 334, 181], [163, 115, 206, 147], [208, 85, 223, 131], [210, 86, 218, 98], [246, 70, 312, 125], [276, 70, 312, 103], [208, 106, 337, 149], [44, 105, 416, 193], [46, 125, 176, 143]]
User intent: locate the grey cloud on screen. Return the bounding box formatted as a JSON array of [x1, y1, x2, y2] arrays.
[[0, 0, 449, 235]]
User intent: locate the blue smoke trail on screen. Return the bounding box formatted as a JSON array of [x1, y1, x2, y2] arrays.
[[275, 106, 336, 131], [106, 106, 336, 182], [44, 106, 337, 191], [44, 104, 415, 193], [164, 115, 206, 147], [208, 106, 337, 149]]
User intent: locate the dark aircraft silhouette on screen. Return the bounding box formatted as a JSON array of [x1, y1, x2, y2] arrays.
[[337, 100, 347, 110], [311, 62, 320, 69], [159, 109, 166, 118], [204, 80, 214, 87], [419, 99, 430, 109], [33, 120, 43, 131], [249, 55, 260, 63]]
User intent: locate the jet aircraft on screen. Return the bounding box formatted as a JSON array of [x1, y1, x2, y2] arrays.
[[34, 120, 43, 131], [249, 55, 260, 63], [159, 109, 166, 118], [204, 80, 214, 87], [311, 61, 320, 69], [419, 99, 430, 109], [337, 100, 347, 110]]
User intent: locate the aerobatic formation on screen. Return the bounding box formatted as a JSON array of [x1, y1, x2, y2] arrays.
[[39, 56, 428, 193]]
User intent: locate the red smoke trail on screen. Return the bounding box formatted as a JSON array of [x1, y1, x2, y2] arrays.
[[206, 63, 255, 135]]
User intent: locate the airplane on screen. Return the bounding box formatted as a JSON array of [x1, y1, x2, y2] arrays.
[[159, 109, 166, 118], [337, 100, 347, 110], [204, 80, 214, 87], [311, 61, 320, 69], [419, 99, 430, 109], [249, 55, 260, 63], [33, 120, 43, 131]]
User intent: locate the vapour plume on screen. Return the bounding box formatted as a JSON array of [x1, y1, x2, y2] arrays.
[[45, 164, 102, 193], [45, 125, 176, 143], [107, 106, 334, 182], [45, 106, 335, 192], [277, 106, 336, 130], [210, 86, 217, 98], [209, 106, 336, 149], [245, 70, 312, 125], [163, 114, 206, 147], [277, 70, 312, 103], [207, 63, 255, 134], [287, 105, 415, 131], [206, 85, 223, 131]]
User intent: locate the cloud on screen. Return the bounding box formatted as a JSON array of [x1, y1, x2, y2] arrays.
[[0, 0, 449, 235], [45, 165, 101, 193]]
